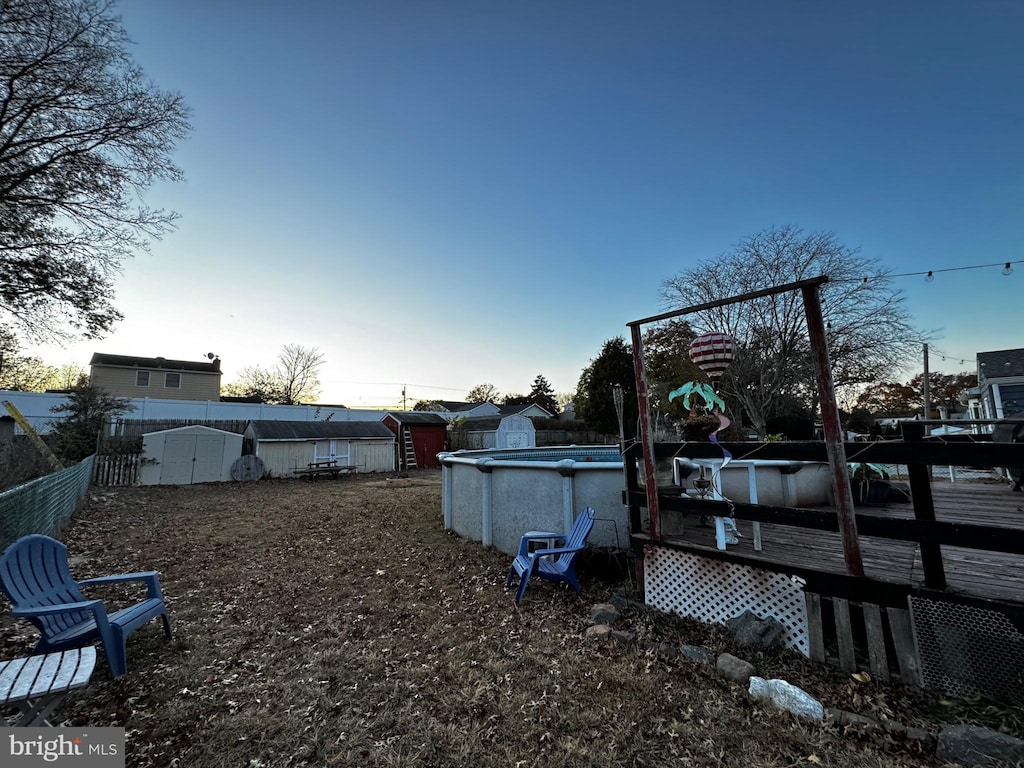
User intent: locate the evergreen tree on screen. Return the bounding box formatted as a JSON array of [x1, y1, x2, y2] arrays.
[[527, 374, 559, 415], [575, 337, 636, 436]]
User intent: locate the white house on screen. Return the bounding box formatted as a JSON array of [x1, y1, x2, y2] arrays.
[[976, 348, 1024, 419]]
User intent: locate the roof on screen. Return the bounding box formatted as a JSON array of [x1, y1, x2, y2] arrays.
[[496, 403, 554, 417], [90, 353, 221, 373], [460, 417, 501, 431], [384, 412, 448, 426], [978, 348, 1024, 379], [246, 420, 395, 440], [437, 401, 484, 412]]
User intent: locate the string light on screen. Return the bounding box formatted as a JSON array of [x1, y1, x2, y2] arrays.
[[835, 258, 1023, 284]]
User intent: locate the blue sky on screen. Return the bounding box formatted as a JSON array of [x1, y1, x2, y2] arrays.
[[30, 1, 1023, 408]]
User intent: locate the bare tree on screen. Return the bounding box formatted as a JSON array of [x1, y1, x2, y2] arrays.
[[0, 0, 191, 340], [276, 344, 325, 404], [223, 344, 325, 405], [660, 225, 926, 436]]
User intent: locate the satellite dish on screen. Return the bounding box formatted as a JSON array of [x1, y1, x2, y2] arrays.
[[207, 352, 216, 360]]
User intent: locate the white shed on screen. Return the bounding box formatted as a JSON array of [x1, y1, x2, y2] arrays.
[[244, 420, 395, 476], [139, 425, 243, 485], [460, 414, 536, 450]]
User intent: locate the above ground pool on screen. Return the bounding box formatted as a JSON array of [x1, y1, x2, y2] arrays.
[[438, 446, 627, 556]]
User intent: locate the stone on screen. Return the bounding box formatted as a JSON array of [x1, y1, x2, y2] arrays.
[[716, 652, 756, 685], [678, 644, 715, 665], [590, 603, 621, 625], [585, 624, 612, 642], [610, 594, 644, 614], [609, 629, 634, 648], [936, 723, 1024, 767], [748, 677, 824, 721], [725, 609, 786, 648]]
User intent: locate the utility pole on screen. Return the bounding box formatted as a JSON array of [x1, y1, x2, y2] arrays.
[[402, 386, 407, 411], [922, 343, 931, 434]]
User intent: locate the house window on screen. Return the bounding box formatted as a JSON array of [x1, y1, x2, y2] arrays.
[[164, 372, 181, 389], [136, 371, 150, 387], [999, 384, 1024, 416]]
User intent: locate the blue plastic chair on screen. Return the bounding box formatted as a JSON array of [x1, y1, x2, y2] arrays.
[[506, 507, 596, 605], [0, 534, 172, 678]]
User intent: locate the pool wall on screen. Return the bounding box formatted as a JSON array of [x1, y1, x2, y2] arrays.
[[439, 447, 628, 555]]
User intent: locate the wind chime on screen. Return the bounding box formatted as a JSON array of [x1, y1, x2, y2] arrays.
[[667, 332, 740, 544]]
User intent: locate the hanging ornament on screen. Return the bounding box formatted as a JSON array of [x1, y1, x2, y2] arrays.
[[688, 332, 735, 383]]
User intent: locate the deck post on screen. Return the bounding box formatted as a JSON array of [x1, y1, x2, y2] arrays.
[[901, 421, 947, 589], [802, 284, 864, 577]]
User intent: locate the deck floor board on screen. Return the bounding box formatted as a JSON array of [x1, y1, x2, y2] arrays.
[[658, 479, 1024, 603]]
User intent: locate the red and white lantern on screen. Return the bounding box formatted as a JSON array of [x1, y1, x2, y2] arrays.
[[688, 332, 735, 383]]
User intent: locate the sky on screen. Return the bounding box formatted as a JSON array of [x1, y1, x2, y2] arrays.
[[26, 0, 1024, 409]]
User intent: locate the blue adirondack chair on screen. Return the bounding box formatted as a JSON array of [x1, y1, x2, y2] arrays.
[[506, 507, 596, 605], [0, 534, 172, 678]]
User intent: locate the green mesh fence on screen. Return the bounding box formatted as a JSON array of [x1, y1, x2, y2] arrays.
[[0, 456, 94, 549]]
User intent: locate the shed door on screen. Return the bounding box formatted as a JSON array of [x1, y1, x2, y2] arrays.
[[192, 434, 226, 483], [161, 435, 197, 484], [313, 440, 351, 465]]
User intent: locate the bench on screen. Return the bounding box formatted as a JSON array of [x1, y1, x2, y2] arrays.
[[293, 460, 358, 481], [0, 647, 96, 726]]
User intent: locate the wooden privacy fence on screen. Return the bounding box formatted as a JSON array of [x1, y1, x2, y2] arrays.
[[93, 450, 142, 486], [0, 456, 94, 549]]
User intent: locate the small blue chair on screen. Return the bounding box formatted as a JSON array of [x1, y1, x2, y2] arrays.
[[0, 534, 172, 678], [506, 507, 596, 605]]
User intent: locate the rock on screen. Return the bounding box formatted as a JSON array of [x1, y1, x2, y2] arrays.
[[609, 629, 634, 648], [590, 603, 621, 625], [656, 642, 676, 660], [679, 644, 715, 665], [583, 624, 632, 648], [936, 723, 1024, 767], [748, 677, 824, 721], [610, 594, 644, 614], [716, 652, 756, 685], [725, 609, 786, 648]]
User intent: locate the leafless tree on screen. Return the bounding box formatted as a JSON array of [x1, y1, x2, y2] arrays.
[[0, 0, 191, 340], [223, 344, 325, 405], [660, 225, 927, 436]]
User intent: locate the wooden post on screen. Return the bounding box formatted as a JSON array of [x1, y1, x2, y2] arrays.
[[629, 324, 661, 541], [901, 421, 947, 589], [801, 285, 864, 577]]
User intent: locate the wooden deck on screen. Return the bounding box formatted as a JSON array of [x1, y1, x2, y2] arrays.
[[657, 479, 1024, 604]]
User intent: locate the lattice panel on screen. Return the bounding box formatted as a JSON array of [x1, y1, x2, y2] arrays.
[[909, 595, 1024, 700], [645, 548, 809, 656]]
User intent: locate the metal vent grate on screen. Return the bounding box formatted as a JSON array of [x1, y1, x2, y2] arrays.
[[645, 547, 809, 656], [909, 595, 1024, 700]]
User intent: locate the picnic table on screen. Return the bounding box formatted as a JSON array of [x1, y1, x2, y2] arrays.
[[0, 647, 96, 726], [293, 459, 358, 481]]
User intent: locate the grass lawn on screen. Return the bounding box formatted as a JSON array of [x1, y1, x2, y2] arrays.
[[0, 471, 1016, 767]]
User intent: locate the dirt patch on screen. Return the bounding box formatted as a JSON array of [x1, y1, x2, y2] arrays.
[[0, 471, 1018, 766]]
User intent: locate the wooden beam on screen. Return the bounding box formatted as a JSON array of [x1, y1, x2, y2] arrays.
[[802, 284, 863, 577]]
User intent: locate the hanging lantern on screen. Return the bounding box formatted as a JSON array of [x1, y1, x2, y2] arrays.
[[688, 332, 735, 383]]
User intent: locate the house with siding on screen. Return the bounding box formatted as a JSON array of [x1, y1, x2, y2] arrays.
[[90, 354, 222, 401], [977, 348, 1024, 419]]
